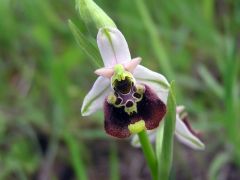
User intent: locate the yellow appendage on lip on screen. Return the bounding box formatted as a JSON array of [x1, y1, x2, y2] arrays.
[[113, 64, 125, 81], [112, 64, 134, 82], [128, 120, 146, 134], [107, 92, 117, 104]]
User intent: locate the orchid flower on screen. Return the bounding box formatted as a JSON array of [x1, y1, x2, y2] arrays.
[[132, 106, 205, 150], [81, 27, 204, 150]]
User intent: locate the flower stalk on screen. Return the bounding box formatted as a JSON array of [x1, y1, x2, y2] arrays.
[[138, 129, 158, 180]]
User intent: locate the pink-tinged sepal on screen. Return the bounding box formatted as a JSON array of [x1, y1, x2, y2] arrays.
[[176, 105, 202, 138], [182, 116, 202, 138], [175, 106, 205, 150]]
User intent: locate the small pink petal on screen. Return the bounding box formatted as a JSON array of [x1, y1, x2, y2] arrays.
[[95, 67, 114, 78], [176, 105, 185, 114], [124, 57, 142, 72]]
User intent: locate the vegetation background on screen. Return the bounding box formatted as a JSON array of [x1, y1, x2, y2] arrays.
[[0, 0, 239, 179]]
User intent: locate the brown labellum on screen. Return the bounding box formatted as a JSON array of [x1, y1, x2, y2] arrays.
[[104, 84, 166, 138]]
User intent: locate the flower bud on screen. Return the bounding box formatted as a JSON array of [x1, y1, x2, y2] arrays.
[[76, 0, 116, 30]]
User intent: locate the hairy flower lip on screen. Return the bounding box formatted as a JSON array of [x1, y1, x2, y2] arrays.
[[104, 84, 166, 138]]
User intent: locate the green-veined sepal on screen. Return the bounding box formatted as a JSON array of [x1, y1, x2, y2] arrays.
[[81, 76, 111, 116], [97, 28, 132, 67], [175, 115, 205, 150]]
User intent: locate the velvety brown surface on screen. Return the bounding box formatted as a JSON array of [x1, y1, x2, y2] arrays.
[[104, 85, 166, 138]]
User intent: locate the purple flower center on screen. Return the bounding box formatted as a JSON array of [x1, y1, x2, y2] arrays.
[[113, 77, 133, 94]]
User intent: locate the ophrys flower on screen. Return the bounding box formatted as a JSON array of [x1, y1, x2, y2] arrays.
[[81, 27, 169, 138], [81, 27, 205, 151]]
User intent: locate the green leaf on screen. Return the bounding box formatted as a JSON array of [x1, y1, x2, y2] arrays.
[[223, 37, 239, 160], [158, 81, 176, 180], [155, 122, 164, 161], [64, 133, 88, 180], [208, 152, 230, 180], [198, 65, 223, 99], [68, 20, 102, 68], [134, 0, 174, 80]]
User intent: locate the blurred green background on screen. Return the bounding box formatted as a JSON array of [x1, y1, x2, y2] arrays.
[[0, 0, 239, 179]]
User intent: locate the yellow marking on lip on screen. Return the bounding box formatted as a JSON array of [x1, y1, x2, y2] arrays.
[[128, 120, 146, 134]]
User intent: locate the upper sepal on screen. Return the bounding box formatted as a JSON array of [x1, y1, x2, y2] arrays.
[[97, 27, 131, 67]]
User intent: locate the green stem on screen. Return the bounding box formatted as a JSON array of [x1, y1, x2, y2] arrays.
[[138, 130, 158, 180]]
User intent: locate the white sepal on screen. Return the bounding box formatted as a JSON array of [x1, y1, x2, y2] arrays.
[[133, 65, 170, 104], [81, 76, 111, 116], [175, 115, 205, 150], [97, 27, 131, 68]]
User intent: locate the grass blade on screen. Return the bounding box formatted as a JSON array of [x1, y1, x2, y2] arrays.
[[64, 133, 88, 180], [158, 81, 176, 179], [198, 65, 224, 99], [68, 20, 102, 68], [134, 0, 174, 79]]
